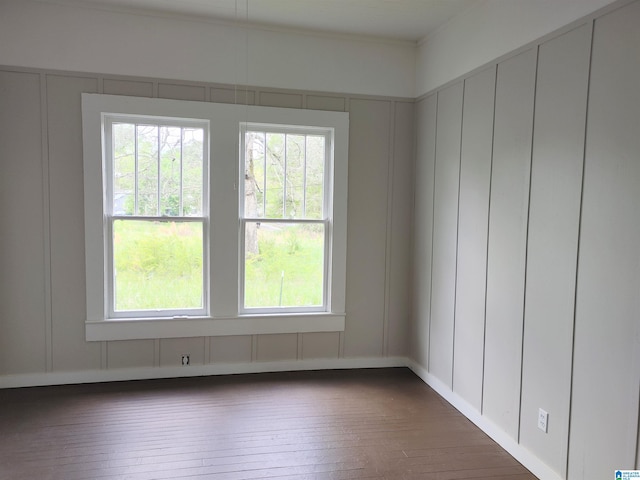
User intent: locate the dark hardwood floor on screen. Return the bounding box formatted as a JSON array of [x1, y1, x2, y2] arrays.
[[0, 368, 537, 480]]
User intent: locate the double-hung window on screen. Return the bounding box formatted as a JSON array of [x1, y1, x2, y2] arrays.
[[83, 94, 348, 341], [105, 116, 208, 318], [240, 125, 331, 312]]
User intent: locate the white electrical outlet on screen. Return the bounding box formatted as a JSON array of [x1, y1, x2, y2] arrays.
[[538, 408, 548, 433], [181, 354, 190, 366]]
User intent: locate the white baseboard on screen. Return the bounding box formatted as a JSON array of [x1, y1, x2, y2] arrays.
[[0, 356, 407, 389], [406, 359, 562, 480], [0, 356, 560, 480]]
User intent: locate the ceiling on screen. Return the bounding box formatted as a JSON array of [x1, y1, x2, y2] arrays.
[[47, 0, 478, 43]]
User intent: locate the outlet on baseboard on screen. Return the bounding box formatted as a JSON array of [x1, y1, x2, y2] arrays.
[[181, 354, 190, 366], [538, 408, 548, 433]]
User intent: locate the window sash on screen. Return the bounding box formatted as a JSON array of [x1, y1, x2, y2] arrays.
[[239, 123, 333, 314], [104, 115, 209, 319], [240, 124, 332, 221], [106, 217, 209, 319], [239, 218, 330, 314], [105, 117, 208, 219]]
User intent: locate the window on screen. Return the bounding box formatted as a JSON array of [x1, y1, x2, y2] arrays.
[[105, 117, 208, 318], [240, 126, 331, 312], [82, 94, 348, 341]]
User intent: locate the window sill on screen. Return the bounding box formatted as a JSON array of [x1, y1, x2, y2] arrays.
[[85, 313, 346, 341]]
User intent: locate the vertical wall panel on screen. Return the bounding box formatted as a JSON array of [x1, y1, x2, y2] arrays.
[[569, 3, 640, 478], [519, 24, 591, 476], [210, 87, 255, 105], [452, 66, 495, 410], [256, 334, 298, 362], [483, 48, 536, 439], [387, 101, 415, 356], [47, 74, 101, 372], [0, 70, 47, 374], [103, 78, 153, 97], [107, 340, 155, 369], [411, 94, 437, 367], [429, 81, 463, 388], [343, 99, 390, 357], [159, 337, 206, 366], [258, 91, 303, 109], [306, 95, 345, 112], [301, 332, 340, 359], [158, 83, 206, 101], [209, 336, 252, 363]]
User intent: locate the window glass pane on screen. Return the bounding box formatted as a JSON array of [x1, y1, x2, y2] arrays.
[[113, 219, 203, 311], [136, 125, 159, 216], [245, 131, 265, 218], [245, 131, 325, 220], [285, 134, 305, 218], [244, 222, 324, 308], [182, 127, 204, 216], [113, 123, 135, 215], [159, 126, 182, 216], [305, 135, 325, 219], [265, 133, 285, 218]]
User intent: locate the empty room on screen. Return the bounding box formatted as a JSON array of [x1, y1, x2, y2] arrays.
[[1, 0, 639, 479]]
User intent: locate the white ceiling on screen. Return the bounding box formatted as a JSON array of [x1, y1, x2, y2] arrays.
[[47, 0, 478, 43]]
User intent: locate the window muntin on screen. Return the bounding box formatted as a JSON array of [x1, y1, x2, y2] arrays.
[[105, 116, 209, 318], [241, 125, 332, 312]]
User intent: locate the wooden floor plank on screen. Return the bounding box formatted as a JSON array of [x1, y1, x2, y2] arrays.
[[0, 368, 537, 480]]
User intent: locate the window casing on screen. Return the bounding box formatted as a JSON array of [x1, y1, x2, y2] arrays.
[[82, 94, 348, 341]]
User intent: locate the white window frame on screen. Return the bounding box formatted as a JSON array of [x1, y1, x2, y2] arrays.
[[104, 115, 210, 319], [239, 124, 334, 314], [82, 94, 348, 341]]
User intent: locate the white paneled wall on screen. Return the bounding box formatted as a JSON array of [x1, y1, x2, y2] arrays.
[[428, 82, 463, 388], [0, 71, 47, 375], [0, 70, 414, 383], [520, 23, 591, 476], [410, 94, 437, 369], [343, 99, 392, 358], [483, 46, 537, 440], [568, 2, 640, 477], [452, 65, 495, 412], [47, 75, 102, 372], [386, 102, 415, 357], [412, 2, 640, 478], [2, 0, 640, 478]]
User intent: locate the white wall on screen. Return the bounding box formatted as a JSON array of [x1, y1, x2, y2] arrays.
[[411, 1, 640, 479], [0, 0, 419, 387], [0, 67, 415, 384], [519, 23, 591, 473], [410, 94, 436, 370], [428, 81, 462, 389], [0, 0, 417, 387], [568, 2, 640, 475], [6, 0, 621, 99], [416, 0, 621, 96], [0, 0, 415, 98], [2, 1, 639, 478]]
